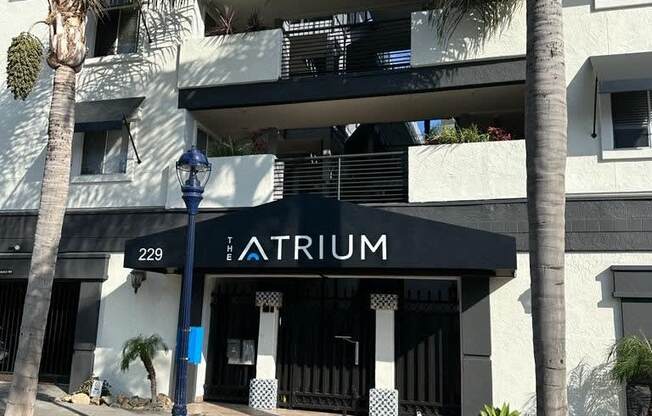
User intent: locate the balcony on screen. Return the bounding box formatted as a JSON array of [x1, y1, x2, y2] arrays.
[[274, 152, 408, 203], [281, 18, 411, 78]]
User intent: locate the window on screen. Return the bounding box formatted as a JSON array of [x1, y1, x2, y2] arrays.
[[81, 129, 128, 175], [196, 128, 212, 155], [94, 4, 140, 57], [611, 90, 651, 149]]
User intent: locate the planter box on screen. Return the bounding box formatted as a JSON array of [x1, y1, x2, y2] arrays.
[[178, 30, 283, 89], [408, 140, 526, 203], [166, 154, 276, 209]]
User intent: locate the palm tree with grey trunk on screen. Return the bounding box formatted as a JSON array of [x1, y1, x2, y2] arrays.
[[120, 334, 169, 403], [525, 0, 569, 415], [429, 1, 568, 413], [4, 1, 93, 415], [4, 0, 177, 414]]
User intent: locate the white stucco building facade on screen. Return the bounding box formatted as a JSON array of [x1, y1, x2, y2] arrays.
[[1, 0, 652, 415]]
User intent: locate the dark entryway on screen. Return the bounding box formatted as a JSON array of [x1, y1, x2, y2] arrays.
[[204, 278, 461, 416], [0, 280, 80, 384], [396, 280, 461, 416], [276, 279, 375, 414], [204, 280, 259, 403]]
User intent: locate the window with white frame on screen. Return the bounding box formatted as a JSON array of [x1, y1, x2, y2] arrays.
[[610, 90, 652, 149], [94, 2, 140, 57], [80, 129, 129, 175]]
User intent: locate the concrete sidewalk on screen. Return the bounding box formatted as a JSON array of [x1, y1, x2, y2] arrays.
[[1, 383, 336, 416], [0, 383, 168, 416]]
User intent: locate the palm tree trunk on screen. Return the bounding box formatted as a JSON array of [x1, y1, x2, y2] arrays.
[[4, 65, 76, 416], [141, 354, 158, 402], [525, 0, 568, 415]]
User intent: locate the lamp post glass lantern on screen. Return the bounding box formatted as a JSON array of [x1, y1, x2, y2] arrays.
[[172, 147, 211, 416]]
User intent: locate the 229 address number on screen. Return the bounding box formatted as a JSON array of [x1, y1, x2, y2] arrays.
[[138, 247, 163, 261]]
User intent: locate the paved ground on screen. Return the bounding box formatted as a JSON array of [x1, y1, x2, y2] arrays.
[[0, 383, 335, 416]]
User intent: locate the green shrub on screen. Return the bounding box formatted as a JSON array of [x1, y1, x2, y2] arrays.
[[479, 403, 520, 416], [426, 124, 492, 145], [609, 335, 652, 384]]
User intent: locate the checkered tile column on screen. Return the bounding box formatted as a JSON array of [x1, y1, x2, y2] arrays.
[[248, 292, 282, 409], [248, 378, 278, 409], [370, 294, 399, 416]]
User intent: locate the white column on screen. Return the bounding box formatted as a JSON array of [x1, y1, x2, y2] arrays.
[[370, 294, 399, 416], [248, 291, 282, 410], [255, 305, 279, 379], [375, 308, 395, 389]]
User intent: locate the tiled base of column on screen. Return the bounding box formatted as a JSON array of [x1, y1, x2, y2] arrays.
[[248, 378, 278, 409], [369, 388, 399, 416]]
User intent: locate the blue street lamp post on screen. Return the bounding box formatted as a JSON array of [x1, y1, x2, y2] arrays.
[[172, 147, 211, 416]]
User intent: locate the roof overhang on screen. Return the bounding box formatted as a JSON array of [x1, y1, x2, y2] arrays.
[[124, 195, 516, 277], [74, 97, 145, 133], [591, 52, 652, 93]]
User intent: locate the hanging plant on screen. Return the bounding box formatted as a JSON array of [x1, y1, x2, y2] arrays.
[[6, 32, 44, 100]]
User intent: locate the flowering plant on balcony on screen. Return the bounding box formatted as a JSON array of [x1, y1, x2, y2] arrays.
[[487, 127, 512, 141], [426, 125, 513, 145]]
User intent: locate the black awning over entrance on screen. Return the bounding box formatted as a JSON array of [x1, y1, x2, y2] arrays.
[[124, 195, 516, 276]]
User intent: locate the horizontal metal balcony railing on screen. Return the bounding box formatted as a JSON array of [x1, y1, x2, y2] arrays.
[[281, 18, 411, 78], [274, 152, 408, 203]]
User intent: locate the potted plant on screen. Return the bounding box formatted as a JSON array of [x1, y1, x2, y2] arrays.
[[609, 335, 652, 416], [120, 334, 169, 404], [479, 403, 520, 416]]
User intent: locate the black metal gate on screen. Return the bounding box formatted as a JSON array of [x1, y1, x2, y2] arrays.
[[204, 280, 259, 403], [0, 280, 80, 383], [277, 279, 375, 413], [396, 280, 461, 416]]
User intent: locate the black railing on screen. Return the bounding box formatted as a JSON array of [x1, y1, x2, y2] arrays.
[[281, 18, 411, 78], [274, 152, 408, 203]]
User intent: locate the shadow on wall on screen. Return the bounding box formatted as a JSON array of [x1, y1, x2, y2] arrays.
[[93, 267, 180, 398], [522, 361, 620, 416], [411, 2, 521, 63]]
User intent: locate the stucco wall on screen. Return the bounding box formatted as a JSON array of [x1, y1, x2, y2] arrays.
[[93, 254, 180, 397], [165, 154, 276, 209], [410, 5, 526, 66], [488, 252, 652, 414], [0, 0, 199, 211], [178, 30, 283, 89]]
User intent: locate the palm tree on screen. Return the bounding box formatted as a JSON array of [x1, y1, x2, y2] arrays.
[[120, 334, 169, 402], [429, 1, 568, 413], [4, 2, 97, 415], [525, 1, 568, 415], [4, 1, 153, 415]]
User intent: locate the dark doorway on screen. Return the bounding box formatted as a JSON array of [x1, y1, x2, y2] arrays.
[[277, 279, 375, 414], [396, 280, 461, 416], [0, 280, 80, 384], [204, 280, 259, 403]]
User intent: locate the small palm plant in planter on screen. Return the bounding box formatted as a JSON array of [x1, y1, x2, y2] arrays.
[[609, 335, 652, 416], [479, 403, 520, 416], [120, 334, 169, 404]]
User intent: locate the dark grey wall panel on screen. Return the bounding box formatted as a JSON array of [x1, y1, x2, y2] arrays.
[[3, 197, 652, 255], [461, 277, 491, 356], [69, 282, 103, 392], [178, 58, 525, 110], [622, 300, 652, 337], [0, 253, 109, 281], [461, 277, 492, 416], [462, 356, 492, 416], [613, 270, 652, 298]]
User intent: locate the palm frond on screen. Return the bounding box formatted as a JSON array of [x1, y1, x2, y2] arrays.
[[82, 0, 106, 16], [609, 335, 652, 384], [425, 0, 520, 40], [120, 334, 168, 372]]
